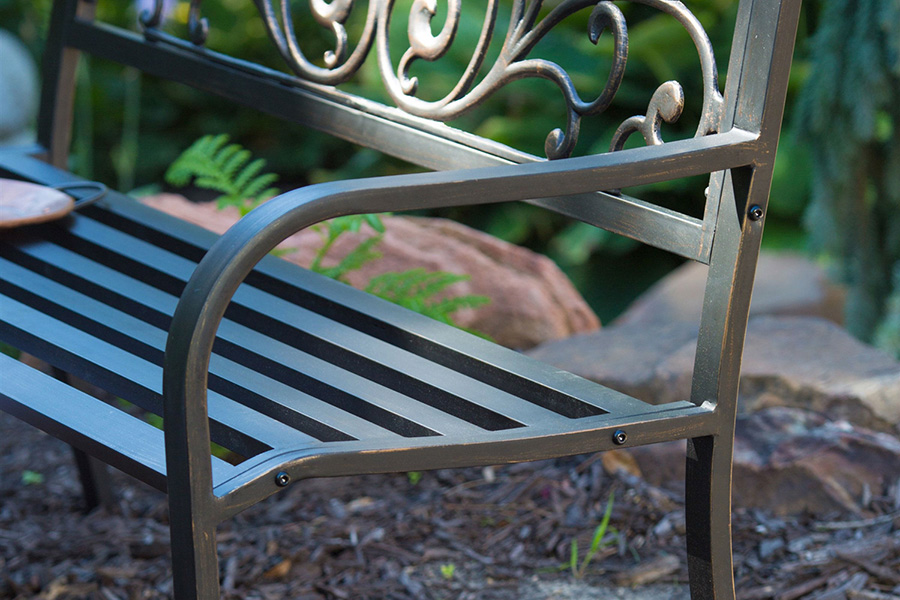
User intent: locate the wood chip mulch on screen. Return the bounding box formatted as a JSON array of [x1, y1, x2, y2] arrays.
[[2, 411, 898, 600]]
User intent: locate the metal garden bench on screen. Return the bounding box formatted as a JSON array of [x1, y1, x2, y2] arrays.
[[0, 0, 801, 597]]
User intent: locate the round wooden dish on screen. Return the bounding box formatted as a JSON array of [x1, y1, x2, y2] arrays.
[[0, 179, 76, 228]]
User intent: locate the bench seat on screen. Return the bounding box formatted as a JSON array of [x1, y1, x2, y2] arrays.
[[1, 152, 713, 510]]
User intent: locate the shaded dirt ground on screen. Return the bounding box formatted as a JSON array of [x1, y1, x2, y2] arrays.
[[1, 410, 898, 600]]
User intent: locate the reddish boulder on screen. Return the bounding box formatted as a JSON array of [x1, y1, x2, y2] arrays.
[[141, 194, 599, 349]]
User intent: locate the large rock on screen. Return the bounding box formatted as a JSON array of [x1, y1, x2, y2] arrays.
[[615, 253, 846, 327], [528, 316, 900, 432], [141, 194, 599, 349], [526, 321, 698, 404], [657, 316, 900, 432], [627, 407, 900, 515], [0, 31, 38, 145]]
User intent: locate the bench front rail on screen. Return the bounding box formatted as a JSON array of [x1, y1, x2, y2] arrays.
[[0, 0, 802, 598]]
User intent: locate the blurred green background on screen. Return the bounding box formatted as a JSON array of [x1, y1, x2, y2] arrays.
[[1, 0, 897, 354]]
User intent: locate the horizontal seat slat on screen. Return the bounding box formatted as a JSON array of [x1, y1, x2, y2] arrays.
[[56, 212, 613, 426], [3, 241, 504, 438], [88, 197, 658, 417], [0, 255, 416, 442], [0, 294, 315, 457], [0, 353, 234, 491]]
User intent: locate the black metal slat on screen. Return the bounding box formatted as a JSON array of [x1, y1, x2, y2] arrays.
[[0, 353, 235, 491], [55, 216, 567, 428], [0, 174, 658, 422], [89, 200, 654, 416], [0, 251, 402, 442], [3, 238, 507, 439], [76, 207, 623, 421], [85, 205, 589, 407], [2, 240, 495, 438], [0, 293, 311, 458]]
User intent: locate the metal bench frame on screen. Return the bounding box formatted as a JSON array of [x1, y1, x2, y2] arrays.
[[0, 0, 801, 597]]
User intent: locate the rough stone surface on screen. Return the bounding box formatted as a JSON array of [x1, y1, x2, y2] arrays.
[[526, 322, 698, 404], [657, 316, 900, 431], [0, 31, 38, 144], [627, 407, 900, 515], [141, 194, 599, 348], [615, 252, 846, 327], [528, 316, 900, 432]]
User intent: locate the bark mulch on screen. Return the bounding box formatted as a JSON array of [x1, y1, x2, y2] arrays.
[[2, 410, 898, 600]]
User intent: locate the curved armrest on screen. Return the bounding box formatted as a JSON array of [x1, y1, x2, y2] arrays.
[[161, 128, 759, 500]]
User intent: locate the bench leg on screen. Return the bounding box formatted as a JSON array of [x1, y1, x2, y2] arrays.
[[685, 435, 736, 600], [71, 447, 114, 511], [168, 489, 220, 599], [49, 367, 114, 511]]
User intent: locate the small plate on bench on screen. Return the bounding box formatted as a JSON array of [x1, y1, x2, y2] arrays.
[[0, 179, 107, 228]]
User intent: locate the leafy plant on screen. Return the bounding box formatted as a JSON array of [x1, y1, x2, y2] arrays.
[[166, 138, 491, 334], [309, 214, 386, 281], [439, 563, 456, 580], [21, 470, 45, 486], [365, 269, 491, 331], [568, 492, 617, 579], [164, 134, 280, 216]]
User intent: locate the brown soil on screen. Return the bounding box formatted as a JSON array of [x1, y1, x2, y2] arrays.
[[1, 410, 898, 600]]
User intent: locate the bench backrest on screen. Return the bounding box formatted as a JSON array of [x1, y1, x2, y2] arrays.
[[37, 0, 802, 411]]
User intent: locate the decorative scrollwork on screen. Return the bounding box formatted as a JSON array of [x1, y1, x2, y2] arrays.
[[610, 80, 684, 150], [138, 0, 165, 29], [189, 0, 209, 45], [139, 0, 726, 159], [250, 0, 378, 83]]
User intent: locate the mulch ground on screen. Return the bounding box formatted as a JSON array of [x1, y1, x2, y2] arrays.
[[1, 409, 898, 600]]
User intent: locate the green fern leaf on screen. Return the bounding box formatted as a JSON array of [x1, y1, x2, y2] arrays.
[[364, 268, 490, 330], [332, 236, 383, 278], [241, 173, 280, 201], [165, 134, 281, 211], [232, 158, 266, 191], [425, 294, 491, 318]]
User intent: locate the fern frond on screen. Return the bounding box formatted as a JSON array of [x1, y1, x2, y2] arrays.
[[165, 134, 280, 211], [365, 269, 489, 329], [314, 236, 383, 281], [233, 158, 266, 191], [241, 173, 280, 201], [426, 294, 491, 318], [220, 146, 251, 181]]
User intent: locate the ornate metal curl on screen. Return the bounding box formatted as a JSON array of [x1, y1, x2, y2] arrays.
[[380, 0, 722, 158], [252, 0, 378, 84], [141, 0, 726, 158], [376, 0, 630, 159], [138, 0, 165, 29], [138, 0, 208, 44], [189, 0, 209, 45], [610, 80, 684, 150]]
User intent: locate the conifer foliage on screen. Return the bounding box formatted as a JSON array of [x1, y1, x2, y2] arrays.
[[797, 0, 900, 356]]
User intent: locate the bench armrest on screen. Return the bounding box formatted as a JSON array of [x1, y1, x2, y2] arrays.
[[162, 128, 759, 496]]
